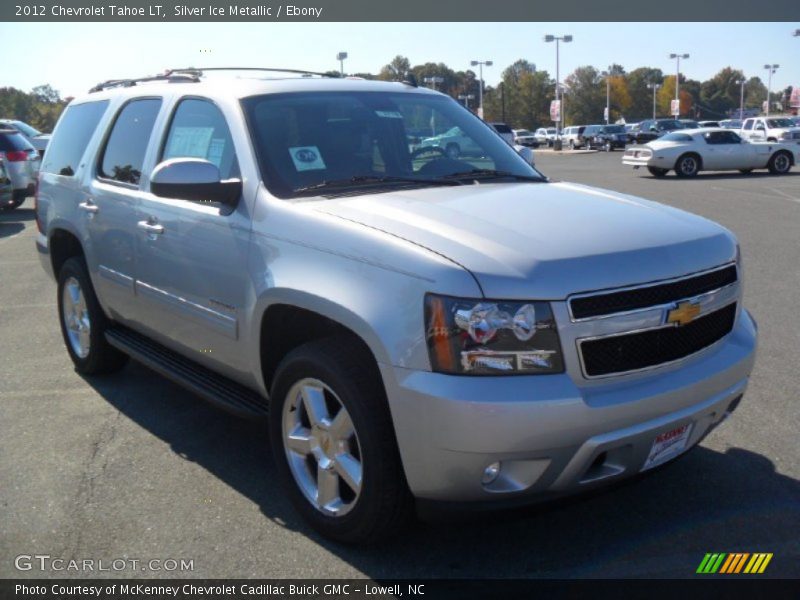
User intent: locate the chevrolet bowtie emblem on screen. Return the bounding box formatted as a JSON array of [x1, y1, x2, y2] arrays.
[[667, 301, 701, 327]]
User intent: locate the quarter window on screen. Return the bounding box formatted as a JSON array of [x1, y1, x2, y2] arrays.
[[162, 98, 239, 179], [99, 98, 162, 186], [42, 101, 109, 177], [742, 120, 753, 130]]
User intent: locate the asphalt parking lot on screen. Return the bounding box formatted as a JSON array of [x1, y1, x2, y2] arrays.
[[1, 152, 798, 579]]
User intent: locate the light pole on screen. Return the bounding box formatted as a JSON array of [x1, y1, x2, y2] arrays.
[[458, 94, 475, 109], [737, 79, 746, 120], [469, 60, 493, 120], [647, 82, 662, 120], [544, 34, 573, 147], [763, 64, 779, 117], [601, 69, 611, 124], [668, 53, 689, 117], [336, 52, 348, 77]]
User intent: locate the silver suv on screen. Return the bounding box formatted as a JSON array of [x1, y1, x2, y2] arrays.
[[36, 68, 757, 543]]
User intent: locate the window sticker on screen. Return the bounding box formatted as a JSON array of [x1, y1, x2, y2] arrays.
[[165, 126, 214, 159], [375, 110, 404, 119], [289, 146, 326, 171]]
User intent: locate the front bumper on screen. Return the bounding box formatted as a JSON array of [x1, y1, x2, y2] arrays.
[[381, 309, 756, 502]]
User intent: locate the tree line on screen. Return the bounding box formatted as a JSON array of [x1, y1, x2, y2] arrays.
[[0, 84, 68, 132], [346, 56, 795, 130]]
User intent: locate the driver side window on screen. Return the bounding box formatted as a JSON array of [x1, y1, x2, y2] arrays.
[[162, 98, 239, 180]]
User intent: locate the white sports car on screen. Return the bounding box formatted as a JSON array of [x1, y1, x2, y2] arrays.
[[622, 128, 800, 177]]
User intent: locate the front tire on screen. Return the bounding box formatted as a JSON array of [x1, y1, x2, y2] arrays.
[[57, 257, 128, 374], [768, 151, 792, 175], [675, 153, 700, 177], [269, 337, 412, 544]]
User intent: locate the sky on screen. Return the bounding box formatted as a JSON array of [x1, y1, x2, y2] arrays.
[[1, 22, 798, 99]]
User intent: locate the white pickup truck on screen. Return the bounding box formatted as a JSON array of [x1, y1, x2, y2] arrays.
[[740, 116, 800, 143]]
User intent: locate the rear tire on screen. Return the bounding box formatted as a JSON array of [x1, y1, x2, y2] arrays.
[[57, 257, 128, 374], [767, 151, 792, 175], [648, 167, 669, 177], [1, 197, 25, 211], [675, 153, 700, 177], [269, 336, 413, 544]]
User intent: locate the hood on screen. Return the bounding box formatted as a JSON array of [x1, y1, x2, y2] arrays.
[[314, 181, 736, 299]]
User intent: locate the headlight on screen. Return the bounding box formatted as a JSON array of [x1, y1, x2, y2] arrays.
[[424, 294, 565, 375]]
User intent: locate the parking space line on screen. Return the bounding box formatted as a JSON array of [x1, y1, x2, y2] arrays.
[[769, 188, 800, 205], [709, 186, 797, 203], [0, 388, 95, 399]]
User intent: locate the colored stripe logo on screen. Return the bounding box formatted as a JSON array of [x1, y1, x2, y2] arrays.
[[696, 553, 773, 574]]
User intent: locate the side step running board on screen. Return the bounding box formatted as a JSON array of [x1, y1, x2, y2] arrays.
[[106, 327, 269, 418]]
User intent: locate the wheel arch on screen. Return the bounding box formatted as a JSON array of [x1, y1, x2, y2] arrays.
[[49, 226, 85, 278], [257, 292, 392, 398]]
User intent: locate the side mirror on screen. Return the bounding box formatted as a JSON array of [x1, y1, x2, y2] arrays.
[[515, 145, 535, 166], [150, 158, 241, 207]]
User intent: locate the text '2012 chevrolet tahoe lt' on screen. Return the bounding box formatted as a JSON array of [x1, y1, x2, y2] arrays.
[[35, 68, 757, 543]]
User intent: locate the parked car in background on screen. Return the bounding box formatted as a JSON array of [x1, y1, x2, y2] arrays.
[[419, 125, 484, 158], [679, 120, 700, 129], [489, 122, 514, 145], [534, 127, 558, 146], [0, 119, 51, 157], [719, 119, 742, 129], [0, 161, 14, 210], [0, 128, 40, 209], [790, 116, 800, 126], [624, 123, 639, 143], [512, 129, 539, 147], [698, 121, 720, 128], [622, 128, 798, 177], [562, 125, 587, 149], [740, 117, 800, 143], [631, 119, 684, 144], [584, 124, 628, 151]]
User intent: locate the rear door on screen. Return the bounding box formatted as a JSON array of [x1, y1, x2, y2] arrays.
[[86, 97, 164, 320], [134, 97, 252, 374]]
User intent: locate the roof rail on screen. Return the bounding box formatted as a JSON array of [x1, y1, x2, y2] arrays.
[[88, 72, 199, 93], [165, 67, 337, 79]]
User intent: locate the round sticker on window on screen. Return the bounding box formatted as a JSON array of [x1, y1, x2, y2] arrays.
[[289, 146, 326, 171]]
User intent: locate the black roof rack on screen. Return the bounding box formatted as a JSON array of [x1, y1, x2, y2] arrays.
[[166, 67, 336, 79], [88, 72, 199, 93], [88, 67, 337, 94]]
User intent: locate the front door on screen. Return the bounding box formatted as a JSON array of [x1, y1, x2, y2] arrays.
[[134, 98, 252, 375]]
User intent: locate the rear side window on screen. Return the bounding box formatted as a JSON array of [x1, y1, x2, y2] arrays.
[[161, 98, 239, 180], [99, 98, 162, 186], [41, 101, 108, 177], [0, 131, 35, 152], [742, 120, 753, 130], [492, 123, 512, 134]]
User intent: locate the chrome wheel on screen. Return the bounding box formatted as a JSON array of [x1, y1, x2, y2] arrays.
[[282, 378, 363, 517], [62, 277, 91, 358]]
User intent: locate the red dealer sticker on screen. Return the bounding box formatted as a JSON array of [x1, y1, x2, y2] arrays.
[[641, 423, 694, 471]]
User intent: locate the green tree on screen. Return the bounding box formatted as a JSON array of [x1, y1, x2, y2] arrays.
[[627, 67, 664, 120], [378, 56, 411, 82], [563, 66, 605, 125]]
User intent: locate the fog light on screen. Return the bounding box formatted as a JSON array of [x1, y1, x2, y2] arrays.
[[482, 462, 501, 485]]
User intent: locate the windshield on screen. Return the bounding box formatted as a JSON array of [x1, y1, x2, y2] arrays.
[[11, 120, 41, 137], [242, 91, 545, 198], [516, 130, 532, 136], [601, 125, 624, 133], [767, 118, 794, 128]]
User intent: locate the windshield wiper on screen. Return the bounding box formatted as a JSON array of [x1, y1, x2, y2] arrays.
[[437, 169, 546, 183], [294, 174, 463, 194]]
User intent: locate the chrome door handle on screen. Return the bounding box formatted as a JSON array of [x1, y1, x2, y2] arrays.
[[137, 220, 164, 234], [78, 201, 99, 214]]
